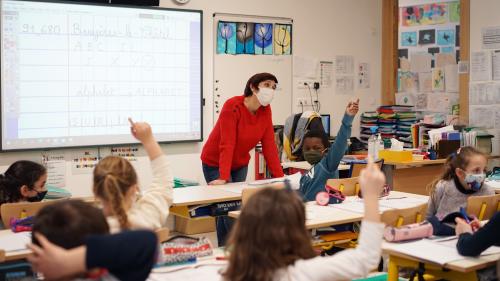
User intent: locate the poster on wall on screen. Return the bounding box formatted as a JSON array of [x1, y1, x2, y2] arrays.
[[401, 3, 448, 27], [418, 29, 435, 45], [273, 24, 292, 55], [216, 22, 237, 54]]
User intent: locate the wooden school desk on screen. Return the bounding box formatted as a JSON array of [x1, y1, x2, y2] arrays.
[[0, 229, 31, 262], [383, 159, 446, 195], [383, 239, 500, 281], [228, 191, 429, 229]]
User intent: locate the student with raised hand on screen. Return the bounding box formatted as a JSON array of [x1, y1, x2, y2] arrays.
[[222, 157, 385, 281], [426, 147, 494, 235], [93, 118, 173, 232], [0, 160, 47, 204], [299, 99, 359, 201], [27, 200, 157, 281]]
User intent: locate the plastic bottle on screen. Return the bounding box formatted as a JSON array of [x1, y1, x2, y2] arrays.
[[368, 126, 378, 160], [376, 133, 384, 158]]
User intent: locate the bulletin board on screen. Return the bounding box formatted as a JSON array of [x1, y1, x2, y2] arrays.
[[213, 13, 293, 126]]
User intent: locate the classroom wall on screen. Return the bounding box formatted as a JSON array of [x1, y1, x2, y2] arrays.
[[0, 0, 382, 197], [470, 0, 500, 155]]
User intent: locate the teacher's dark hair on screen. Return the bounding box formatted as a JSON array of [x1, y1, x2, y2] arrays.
[[243, 73, 278, 97]]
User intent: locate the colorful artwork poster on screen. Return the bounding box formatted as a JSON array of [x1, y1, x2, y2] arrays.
[[437, 29, 455, 46], [273, 24, 292, 55], [419, 29, 435, 45], [236, 22, 255, 54], [449, 2, 460, 22], [216, 21, 236, 54], [254, 23, 273, 55], [401, 31, 417, 46], [432, 67, 445, 91], [401, 3, 448, 26]]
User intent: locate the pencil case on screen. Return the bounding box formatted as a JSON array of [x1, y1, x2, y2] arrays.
[[159, 235, 213, 266], [384, 222, 433, 242], [316, 184, 345, 206]]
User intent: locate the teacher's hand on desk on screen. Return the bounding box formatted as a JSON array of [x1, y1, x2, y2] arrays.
[[209, 179, 227, 185]]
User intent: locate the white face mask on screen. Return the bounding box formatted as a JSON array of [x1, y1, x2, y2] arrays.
[[255, 87, 275, 106]]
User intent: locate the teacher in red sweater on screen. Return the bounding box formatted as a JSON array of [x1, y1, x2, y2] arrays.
[[201, 72, 285, 186]]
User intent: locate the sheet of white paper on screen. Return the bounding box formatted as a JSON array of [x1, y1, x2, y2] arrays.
[[320, 61, 333, 88], [492, 50, 500, 81], [378, 197, 428, 209], [444, 64, 458, 93], [470, 51, 492, 81], [482, 26, 500, 49], [335, 76, 354, 95], [357, 62, 370, 89], [426, 94, 452, 113], [418, 72, 432, 92], [428, 125, 455, 147], [335, 55, 354, 75], [0, 232, 31, 252], [410, 54, 432, 73], [470, 105, 495, 129], [41, 152, 66, 188]]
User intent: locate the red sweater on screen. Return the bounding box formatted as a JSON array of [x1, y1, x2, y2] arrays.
[[201, 96, 284, 181]]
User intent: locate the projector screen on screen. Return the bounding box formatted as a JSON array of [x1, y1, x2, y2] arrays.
[[1, 0, 202, 151]]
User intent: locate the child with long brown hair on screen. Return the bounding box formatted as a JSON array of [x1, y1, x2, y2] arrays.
[[222, 158, 386, 281], [426, 146, 494, 235], [93, 119, 173, 232]]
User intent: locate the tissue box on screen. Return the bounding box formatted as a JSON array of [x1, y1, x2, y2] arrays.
[[378, 150, 413, 162]]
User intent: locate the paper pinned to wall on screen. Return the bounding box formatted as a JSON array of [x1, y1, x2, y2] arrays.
[[410, 54, 432, 73], [470, 105, 495, 129], [418, 72, 432, 92], [357, 62, 370, 89], [41, 152, 66, 188], [319, 61, 333, 88], [469, 83, 500, 105], [482, 26, 500, 50], [399, 71, 418, 93], [395, 93, 415, 106], [415, 93, 428, 111], [427, 94, 454, 113], [432, 68, 445, 91], [444, 64, 458, 92], [400, 57, 411, 72], [335, 76, 354, 95], [293, 56, 318, 78], [492, 50, 500, 81], [71, 149, 101, 175], [335, 55, 354, 75], [470, 51, 492, 81], [435, 53, 456, 68]]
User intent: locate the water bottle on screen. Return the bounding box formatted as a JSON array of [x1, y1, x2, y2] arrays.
[[368, 126, 378, 160], [377, 133, 384, 156]]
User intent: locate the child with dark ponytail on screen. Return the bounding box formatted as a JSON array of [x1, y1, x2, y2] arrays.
[[93, 119, 173, 232], [426, 146, 494, 235], [0, 160, 47, 205]]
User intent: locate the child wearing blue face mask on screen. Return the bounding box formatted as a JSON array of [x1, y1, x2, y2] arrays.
[[426, 147, 494, 235]]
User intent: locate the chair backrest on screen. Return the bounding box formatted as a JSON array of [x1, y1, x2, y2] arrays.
[[0, 200, 61, 227], [155, 227, 170, 243], [349, 159, 384, 178], [381, 203, 428, 227], [466, 194, 500, 220], [326, 177, 360, 196]]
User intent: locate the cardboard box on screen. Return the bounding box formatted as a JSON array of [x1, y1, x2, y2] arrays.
[[174, 216, 215, 235]]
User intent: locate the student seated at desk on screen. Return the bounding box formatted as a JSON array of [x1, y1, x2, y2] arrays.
[[223, 158, 385, 281], [426, 147, 494, 236], [93, 119, 173, 232], [299, 99, 359, 201], [27, 200, 157, 281], [0, 160, 47, 204]]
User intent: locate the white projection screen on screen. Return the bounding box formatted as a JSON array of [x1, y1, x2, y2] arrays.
[[1, 0, 202, 151]]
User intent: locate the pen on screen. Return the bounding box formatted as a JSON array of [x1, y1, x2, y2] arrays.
[[459, 207, 471, 224]]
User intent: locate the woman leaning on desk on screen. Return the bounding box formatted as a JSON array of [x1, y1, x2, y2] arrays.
[[200, 72, 284, 185]]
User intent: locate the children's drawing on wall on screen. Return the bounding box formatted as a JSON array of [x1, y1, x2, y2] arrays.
[[401, 3, 448, 27], [398, 71, 418, 93], [415, 93, 428, 110], [418, 29, 435, 45], [216, 21, 236, 54], [236, 22, 255, 54], [401, 31, 417, 46], [418, 72, 432, 92], [448, 2, 460, 23], [273, 24, 292, 55], [437, 29, 455, 46], [254, 23, 273, 55], [432, 67, 445, 91]]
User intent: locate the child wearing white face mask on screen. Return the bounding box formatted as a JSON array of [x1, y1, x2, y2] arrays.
[[426, 146, 494, 236], [201, 72, 285, 246]]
